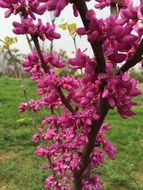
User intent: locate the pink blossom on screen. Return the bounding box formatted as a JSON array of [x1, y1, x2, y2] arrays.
[[32, 128, 43, 142], [77, 10, 103, 42], [0, 0, 47, 19], [42, 0, 69, 17], [45, 175, 73, 190], [75, 76, 100, 107], [44, 53, 65, 68], [102, 73, 141, 118], [68, 49, 88, 69], [35, 146, 46, 157], [102, 138, 116, 160], [42, 115, 58, 125], [120, 3, 138, 23], [32, 133, 40, 143], [90, 148, 105, 168], [22, 51, 43, 79], [94, 0, 110, 9], [23, 51, 38, 72], [43, 128, 56, 141], [77, 9, 140, 64], [59, 76, 79, 102], [41, 90, 61, 108], [13, 18, 61, 41], [18, 102, 27, 113], [82, 174, 102, 190], [19, 100, 41, 113], [94, 0, 130, 10]]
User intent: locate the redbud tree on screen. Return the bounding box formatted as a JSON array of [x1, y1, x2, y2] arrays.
[[1, 0, 143, 189]]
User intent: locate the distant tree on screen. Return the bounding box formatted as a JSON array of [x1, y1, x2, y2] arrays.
[[0, 37, 24, 77]]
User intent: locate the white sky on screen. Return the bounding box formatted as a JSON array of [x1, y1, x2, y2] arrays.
[[0, 1, 139, 56], [0, 2, 110, 56]]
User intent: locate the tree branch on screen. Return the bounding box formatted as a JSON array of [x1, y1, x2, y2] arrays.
[[73, 99, 109, 190], [73, 38, 143, 190], [70, 0, 106, 73], [73, 37, 143, 190], [68, 1, 109, 189], [31, 36, 75, 114], [56, 86, 75, 113], [31, 36, 50, 73]]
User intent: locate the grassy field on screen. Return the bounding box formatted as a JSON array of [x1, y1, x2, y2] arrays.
[[0, 76, 143, 190]]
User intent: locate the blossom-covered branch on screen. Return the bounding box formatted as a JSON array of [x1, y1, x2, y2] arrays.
[[32, 35, 75, 114], [70, 0, 106, 73], [117, 39, 143, 74], [73, 99, 109, 190]]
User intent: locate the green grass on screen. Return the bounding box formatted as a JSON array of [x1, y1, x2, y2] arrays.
[[0, 76, 48, 190], [0, 76, 143, 190]]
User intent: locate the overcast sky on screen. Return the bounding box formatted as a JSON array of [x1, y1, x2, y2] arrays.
[[0, 2, 110, 56], [0, 1, 139, 56]]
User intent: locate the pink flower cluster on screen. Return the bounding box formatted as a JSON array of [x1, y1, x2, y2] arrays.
[[69, 48, 97, 76], [102, 73, 141, 118], [34, 113, 116, 190], [74, 76, 100, 107], [0, 0, 47, 19], [23, 51, 65, 80], [94, 0, 129, 10], [77, 6, 142, 64], [19, 99, 41, 113], [13, 18, 61, 40], [77, 10, 103, 42], [45, 53, 65, 68], [39, 0, 69, 17], [19, 36, 140, 190], [82, 174, 102, 190], [69, 49, 90, 70]]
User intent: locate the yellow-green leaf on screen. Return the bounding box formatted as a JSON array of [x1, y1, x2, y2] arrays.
[[4, 36, 17, 47], [55, 68, 62, 75], [67, 23, 77, 35], [58, 23, 67, 31]]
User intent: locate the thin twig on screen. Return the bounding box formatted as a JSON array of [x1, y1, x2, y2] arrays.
[[22, 86, 36, 131], [72, 35, 77, 51], [119, 166, 141, 190], [25, 34, 33, 51]]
